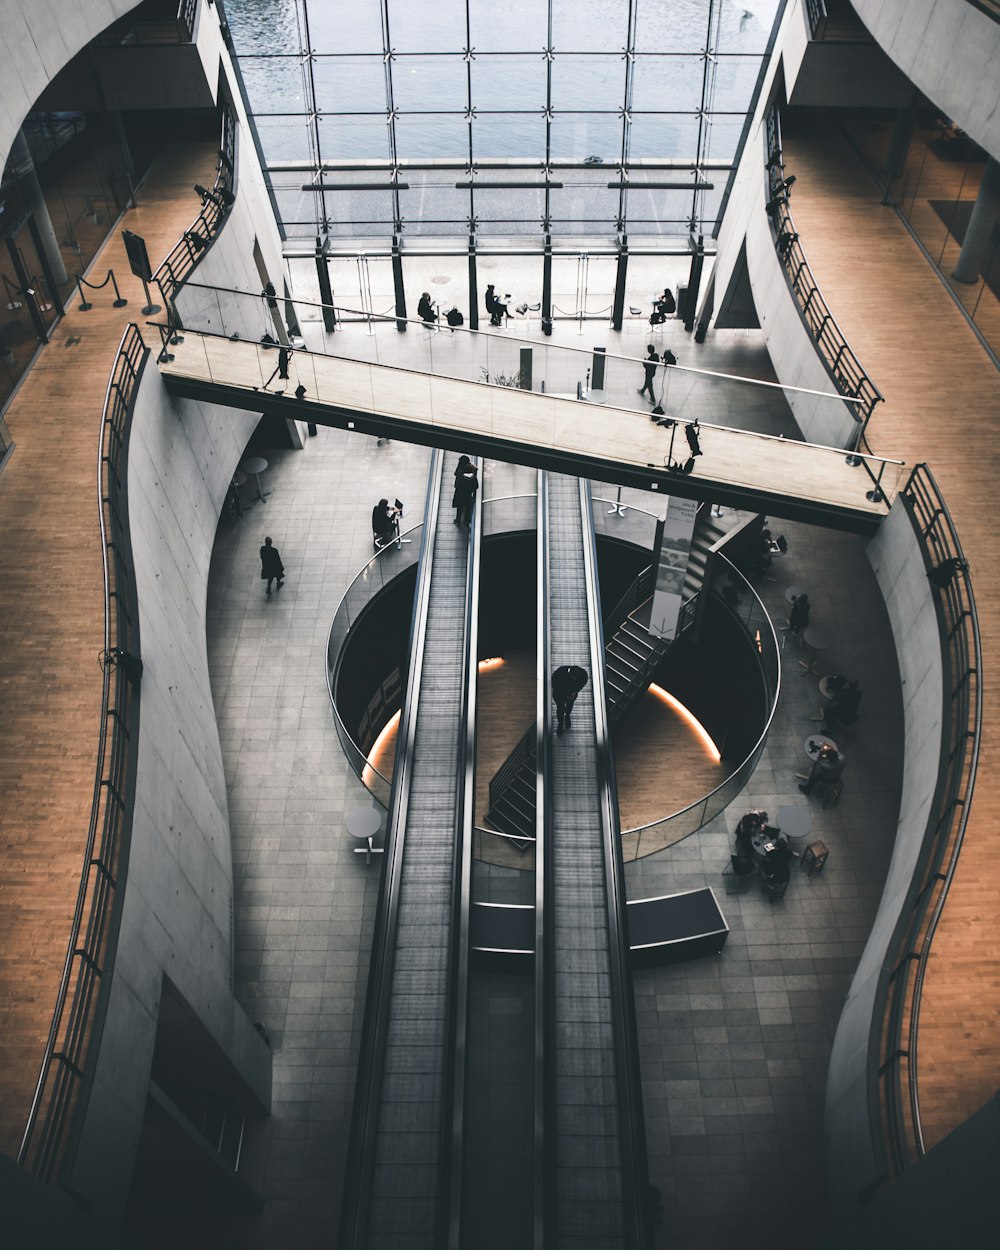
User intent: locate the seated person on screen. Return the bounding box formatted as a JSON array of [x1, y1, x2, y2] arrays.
[[650, 288, 676, 324], [821, 679, 862, 733], [799, 742, 845, 795], [417, 292, 437, 324], [734, 808, 768, 860], [759, 831, 795, 882], [485, 283, 505, 326], [371, 497, 400, 548], [788, 592, 811, 635]]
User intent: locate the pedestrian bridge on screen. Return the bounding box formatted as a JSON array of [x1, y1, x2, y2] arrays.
[[157, 325, 904, 534]]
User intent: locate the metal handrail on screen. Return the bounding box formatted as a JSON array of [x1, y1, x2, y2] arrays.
[[765, 105, 884, 454], [621, 553, 781, 852], [576, 474, 652, 1249], [874, 463, 981, 1173], [154, 104, 237, 310], [18, 324, 146, 1182]]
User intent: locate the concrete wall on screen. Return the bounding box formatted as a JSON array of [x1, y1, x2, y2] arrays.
[[0, 0, 142, 176], [816, 1092, 1000, 1249], [789, 40, 914, 110], [824, 499, 944, 1214], [852, 0, 1000, 162], [69, 363, 270, 1228], [61, 7, 291, 1227], [711, 0, 858, 450]]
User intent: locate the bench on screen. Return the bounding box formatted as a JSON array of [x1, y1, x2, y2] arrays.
[[626, 887, 729, 965], [470, 887, 728, 967]]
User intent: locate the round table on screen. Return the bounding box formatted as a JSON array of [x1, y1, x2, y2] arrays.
[[346, 805, 383, 864], [240, 456, 269, 503], [785, 584, 806, 604], [776, 804, 811, 844], [804, 734, 838, 761], [818, 673, 848, 700], [799, 625, 832, 676]]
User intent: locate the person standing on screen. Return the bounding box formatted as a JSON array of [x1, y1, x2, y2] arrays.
[[638, 344, 660, 403], [453, 458, 479, 526], [551, 664, 589, 735], [259, 536, 284, 596]]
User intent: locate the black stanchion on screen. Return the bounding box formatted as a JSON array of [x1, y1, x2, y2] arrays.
[[75, 275, 93, 312], [110, 270, 128, 308]]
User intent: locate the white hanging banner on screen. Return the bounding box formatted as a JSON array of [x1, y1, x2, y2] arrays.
[[648, 496, 699, 640]]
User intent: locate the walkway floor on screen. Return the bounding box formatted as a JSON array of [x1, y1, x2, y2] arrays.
[[0, 140, 218, 1158], [205, 399, 902, 1249], [784, 118, 1000, 1150]]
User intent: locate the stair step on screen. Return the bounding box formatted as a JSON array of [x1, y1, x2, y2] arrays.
[[607, 645, 642, 672]]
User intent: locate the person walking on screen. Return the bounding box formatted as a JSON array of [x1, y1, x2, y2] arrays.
[[259, 536, 284, 596], [453, 457, 479, 526], [638, 344, 660, 403], [551, 664, 589, 735]]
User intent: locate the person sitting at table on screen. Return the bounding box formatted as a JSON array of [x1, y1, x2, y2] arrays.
[[820, 678, 862, 734], [759, 832, 795, 885], [417, 292, 437, 324], [485, 284, 507, 327], [734, 808, 768, 860], [799, 741, 845, 795], [787, 591, 811, 636], [650, 288, 676, 324], [371, 497, 400, 549]]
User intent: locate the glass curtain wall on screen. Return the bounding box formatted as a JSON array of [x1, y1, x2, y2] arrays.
[[846, 107, 1000, 361], [224, 0, 778, 252]]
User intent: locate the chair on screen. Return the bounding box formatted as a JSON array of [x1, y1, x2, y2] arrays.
[[802, 840, 829, 874], [761, 869, 790, 902], [722, 853, 756, 894], [815, 777, 843, 809]]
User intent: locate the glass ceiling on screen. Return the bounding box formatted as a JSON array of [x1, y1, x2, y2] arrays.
[[223, 0, 780, 249]]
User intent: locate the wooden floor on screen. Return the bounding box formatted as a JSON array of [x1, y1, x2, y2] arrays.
[[0, 141, 219, 1158], [785, 121, 1000, 1151]]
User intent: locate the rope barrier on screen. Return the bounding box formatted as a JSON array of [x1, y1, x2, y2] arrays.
[[74, 268, 128, 312]]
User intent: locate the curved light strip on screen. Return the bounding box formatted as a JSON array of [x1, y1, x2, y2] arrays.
[[478, 657, 504, 671], [648, 683, 721, 764], [362, 709, 400, 787]]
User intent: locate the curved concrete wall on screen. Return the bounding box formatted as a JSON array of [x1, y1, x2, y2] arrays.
[[0, 0, 144, 176], [57, 9, 289, 1228], [852, 0, 1000, 162], [71, 366, 269, 1228], [825, 499, 944, 1214]]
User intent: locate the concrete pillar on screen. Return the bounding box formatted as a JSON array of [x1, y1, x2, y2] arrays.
[[9, 130, 68, 285], [953, 157, 1000, 284]]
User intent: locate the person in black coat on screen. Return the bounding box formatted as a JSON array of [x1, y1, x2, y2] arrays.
[[551, 664, 589, 735], [417, 292, 437, 324], [638, 344, 659, 402], [372, 498, 399, 548], [453, 459, 479, 526], [799, 742, 845, 794], [821, 679, 862, 733], [259, 536, 284, 596], [788, 592, 811, 635]]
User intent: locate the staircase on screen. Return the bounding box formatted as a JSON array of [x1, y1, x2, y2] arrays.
[[486, 503, 731, 844]]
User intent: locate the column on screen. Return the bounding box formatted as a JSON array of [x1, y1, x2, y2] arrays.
[[953, 157, 1000, 285]]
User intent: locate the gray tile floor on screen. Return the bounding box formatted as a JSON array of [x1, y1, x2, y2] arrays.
[[203, 317, 902, 1249]]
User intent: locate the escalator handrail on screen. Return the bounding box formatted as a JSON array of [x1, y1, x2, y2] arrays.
[[578, 475, 652, 1250], [337, 448, 445, 1249], [445, 460, 483, 1248], [534, 470, 550, 1250]]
